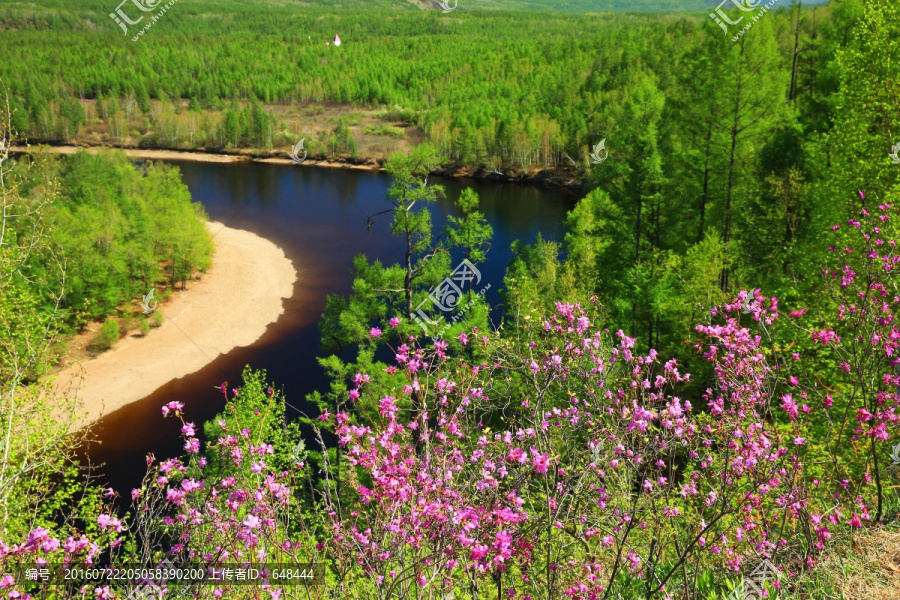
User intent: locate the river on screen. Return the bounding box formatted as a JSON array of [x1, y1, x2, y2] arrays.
[[83, 161, 578, 495]]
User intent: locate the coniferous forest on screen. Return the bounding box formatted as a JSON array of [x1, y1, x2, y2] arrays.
[[0, 0, 899, 598]]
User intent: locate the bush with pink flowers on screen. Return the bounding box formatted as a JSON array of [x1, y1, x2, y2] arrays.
[[4, 207, 900, 599]]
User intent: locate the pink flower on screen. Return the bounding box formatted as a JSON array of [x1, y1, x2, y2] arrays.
[[459, 333, 468, 345], [369, 327, 382, 338], [389, 317, 401, 328], [780, 394, 799, 421], [181, 423, 196, 437], [161, 401, 184, 416], [531, 448, 550, 474], [243, 515, 261, 529]]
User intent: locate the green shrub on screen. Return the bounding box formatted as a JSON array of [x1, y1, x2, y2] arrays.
[[139, 319, 151, 336], [375, 105, 417, 124], [152, 311, 165, 328], [363, 124, 405, 138], [91, 318, 120, 352], [120, 315, 137, 336]]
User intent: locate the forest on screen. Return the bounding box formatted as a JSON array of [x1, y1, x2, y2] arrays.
[[0, 0, 899, 598], [0, 0, 837, 175]]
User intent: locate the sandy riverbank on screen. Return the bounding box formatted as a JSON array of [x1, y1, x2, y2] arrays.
[[56, 221, 297, 429], [9, 144, 582, 192], [10, 143, 385, 169]]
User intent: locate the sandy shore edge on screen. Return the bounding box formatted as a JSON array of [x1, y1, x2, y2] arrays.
[[55, 221, 297, 429], [10, 144, 384, 170], [8, 144, 583, 192]]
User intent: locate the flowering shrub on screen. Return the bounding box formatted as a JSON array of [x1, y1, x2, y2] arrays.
[[0, 369, 324, 600], [7, 231, 900, 598], [324, 296, 830, 599], [813, 198, 900, 522]]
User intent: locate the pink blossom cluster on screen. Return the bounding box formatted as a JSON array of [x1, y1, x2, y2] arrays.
[[817, 201, 900, 522], [325, 298, 829, 597]]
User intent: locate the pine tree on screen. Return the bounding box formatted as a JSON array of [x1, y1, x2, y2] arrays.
[[444, 188, 493, 294]]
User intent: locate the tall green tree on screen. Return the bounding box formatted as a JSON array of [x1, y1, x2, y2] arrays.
[[827, 0, 900, 202], [443, 188, 493, 294], [320, 144, 450, 352]]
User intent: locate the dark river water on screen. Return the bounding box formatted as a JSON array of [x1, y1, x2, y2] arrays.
[[83, 161, 578, 496]]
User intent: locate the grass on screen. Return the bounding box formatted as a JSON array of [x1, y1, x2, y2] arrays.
[[781, 525, 900, 600], [363, 123, 406, 138]]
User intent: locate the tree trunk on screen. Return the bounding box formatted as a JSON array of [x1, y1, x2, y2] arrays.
[[789, 0, 802, 102]]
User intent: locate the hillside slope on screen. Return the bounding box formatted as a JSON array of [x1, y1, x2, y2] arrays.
[[0, 0, 829, 25]]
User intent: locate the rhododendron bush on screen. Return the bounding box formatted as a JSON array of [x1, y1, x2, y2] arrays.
[[0, 371, 326, 600], [810, 198, 900, 524], [320, 296, 827, 599], [4, 207, 900, 599]]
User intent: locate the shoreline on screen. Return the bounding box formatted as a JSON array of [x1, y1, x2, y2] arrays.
[[55, 221, 297, 429], [9, 143, 583, 194]]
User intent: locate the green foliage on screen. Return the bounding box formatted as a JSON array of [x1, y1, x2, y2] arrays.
[[321, 145, 463, 352], [503, 233, 562, 315], [0, 109, 102, 542], [0, 0, 826, 171], [362, 124, 405, 138], [91, 318, 120, 352], [826, 0, 900, 200], [444, 188, 493, 269], [203, 367, 303, 477], [329, 118, 358, 157], [21, 149, 213, 324]]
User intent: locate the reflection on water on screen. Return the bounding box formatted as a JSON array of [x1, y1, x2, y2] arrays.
[[82, 162, 578, 496]]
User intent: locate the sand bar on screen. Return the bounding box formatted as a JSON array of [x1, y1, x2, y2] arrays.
[[56, 221, 297, 429], [9, 144, 384, 169]]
